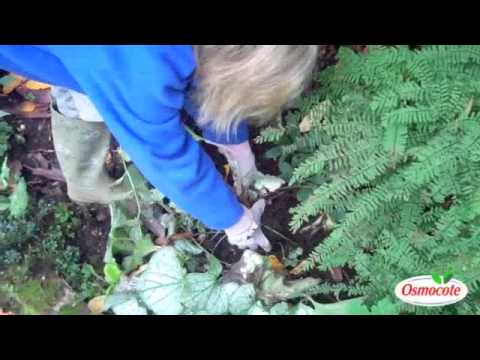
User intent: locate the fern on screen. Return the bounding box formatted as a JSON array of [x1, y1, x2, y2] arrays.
[[260, 45, 480, 314]]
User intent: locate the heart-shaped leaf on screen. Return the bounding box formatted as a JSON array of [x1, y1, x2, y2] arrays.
[[222, 282, 256, 315], [182, 273, 228, 315], [137, 247, 186, 315]]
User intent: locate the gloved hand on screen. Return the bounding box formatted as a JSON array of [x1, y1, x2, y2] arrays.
[[224, 199, 272, 252], [213, 141, 285, 199]]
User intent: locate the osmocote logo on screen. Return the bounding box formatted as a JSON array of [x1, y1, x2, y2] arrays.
[[395, 271, 468, 307]]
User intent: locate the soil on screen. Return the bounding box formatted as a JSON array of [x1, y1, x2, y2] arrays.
[[1, 45, 361, 299], [3, 114, 111, 270]]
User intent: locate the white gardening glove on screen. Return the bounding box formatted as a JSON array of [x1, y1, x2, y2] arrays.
[[212, 141, 285, 198], [224, 199, 272, 252]]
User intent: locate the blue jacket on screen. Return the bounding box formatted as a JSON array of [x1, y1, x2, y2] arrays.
[[0, 45, 248, 229]]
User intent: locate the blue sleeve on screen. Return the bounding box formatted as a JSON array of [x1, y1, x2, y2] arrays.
[[52, 45, 244, 230]]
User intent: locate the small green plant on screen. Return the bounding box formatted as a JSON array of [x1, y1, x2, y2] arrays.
[[0, 216, 36, 268], [257, 45, 480, 315], [29, 202, 104, 301]]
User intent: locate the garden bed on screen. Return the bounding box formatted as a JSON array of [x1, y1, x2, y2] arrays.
[[1, 45, 364, 313]]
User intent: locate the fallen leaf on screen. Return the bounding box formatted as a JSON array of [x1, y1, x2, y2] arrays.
[[299, 115, 312, 133], [268, 255, 284, 272], [19, 101, 37, 113], [168, 232, 195, 242], [24, 80, 51, 90], [155, 234, 170, 246], [88, 296, 107, 315], [290, 260, 307, 276], [224, 164, 231, 178], [0, 74, 25, 95], [329, 267, 344, 282]]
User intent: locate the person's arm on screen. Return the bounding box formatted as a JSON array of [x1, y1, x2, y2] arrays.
[[56, 45, 244, 230]]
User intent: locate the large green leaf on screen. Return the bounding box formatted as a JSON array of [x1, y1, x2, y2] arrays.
[[208, 254, 223, 278], [137, 247, 186, 315], [182, 273, 228, 315], [222, 282, 256, 315]]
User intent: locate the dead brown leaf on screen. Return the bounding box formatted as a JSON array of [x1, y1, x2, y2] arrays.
[[290, 260, 307, 276], [329, 267, 344, 282], [1, 74, 25, 95], [87, 296, 106, 315]]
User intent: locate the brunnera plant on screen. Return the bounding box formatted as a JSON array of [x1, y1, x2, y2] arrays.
[[257, 45, 480, 314]]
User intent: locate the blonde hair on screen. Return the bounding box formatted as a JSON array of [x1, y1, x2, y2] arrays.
[[192, 45, 319, 135]]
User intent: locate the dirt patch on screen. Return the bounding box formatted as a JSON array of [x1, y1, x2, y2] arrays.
[[3, 114, 110, 269]]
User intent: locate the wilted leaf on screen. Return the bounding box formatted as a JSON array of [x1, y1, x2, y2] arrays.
[[290, 260, 307, 275], [24, 80, 50, 90], [268, 255, 284, 272], [18, 101, 36, 113], [329, 267, 344, 282], [257, 270, 320, 305], [0, 74, 24, 95], [88, 296, 107, 315], [223, 164, 230, 178], [299, 115, 312, 133]]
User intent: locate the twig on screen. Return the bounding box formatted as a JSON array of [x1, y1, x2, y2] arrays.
[[120, 158, 141, 222], [191, 236, 231, 267], [23, 165, 65, 182], [263, 185, 314, 201], [277, 241, 286, 260], [262, 224, 297, 246], [212, 234, 227, 253]]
